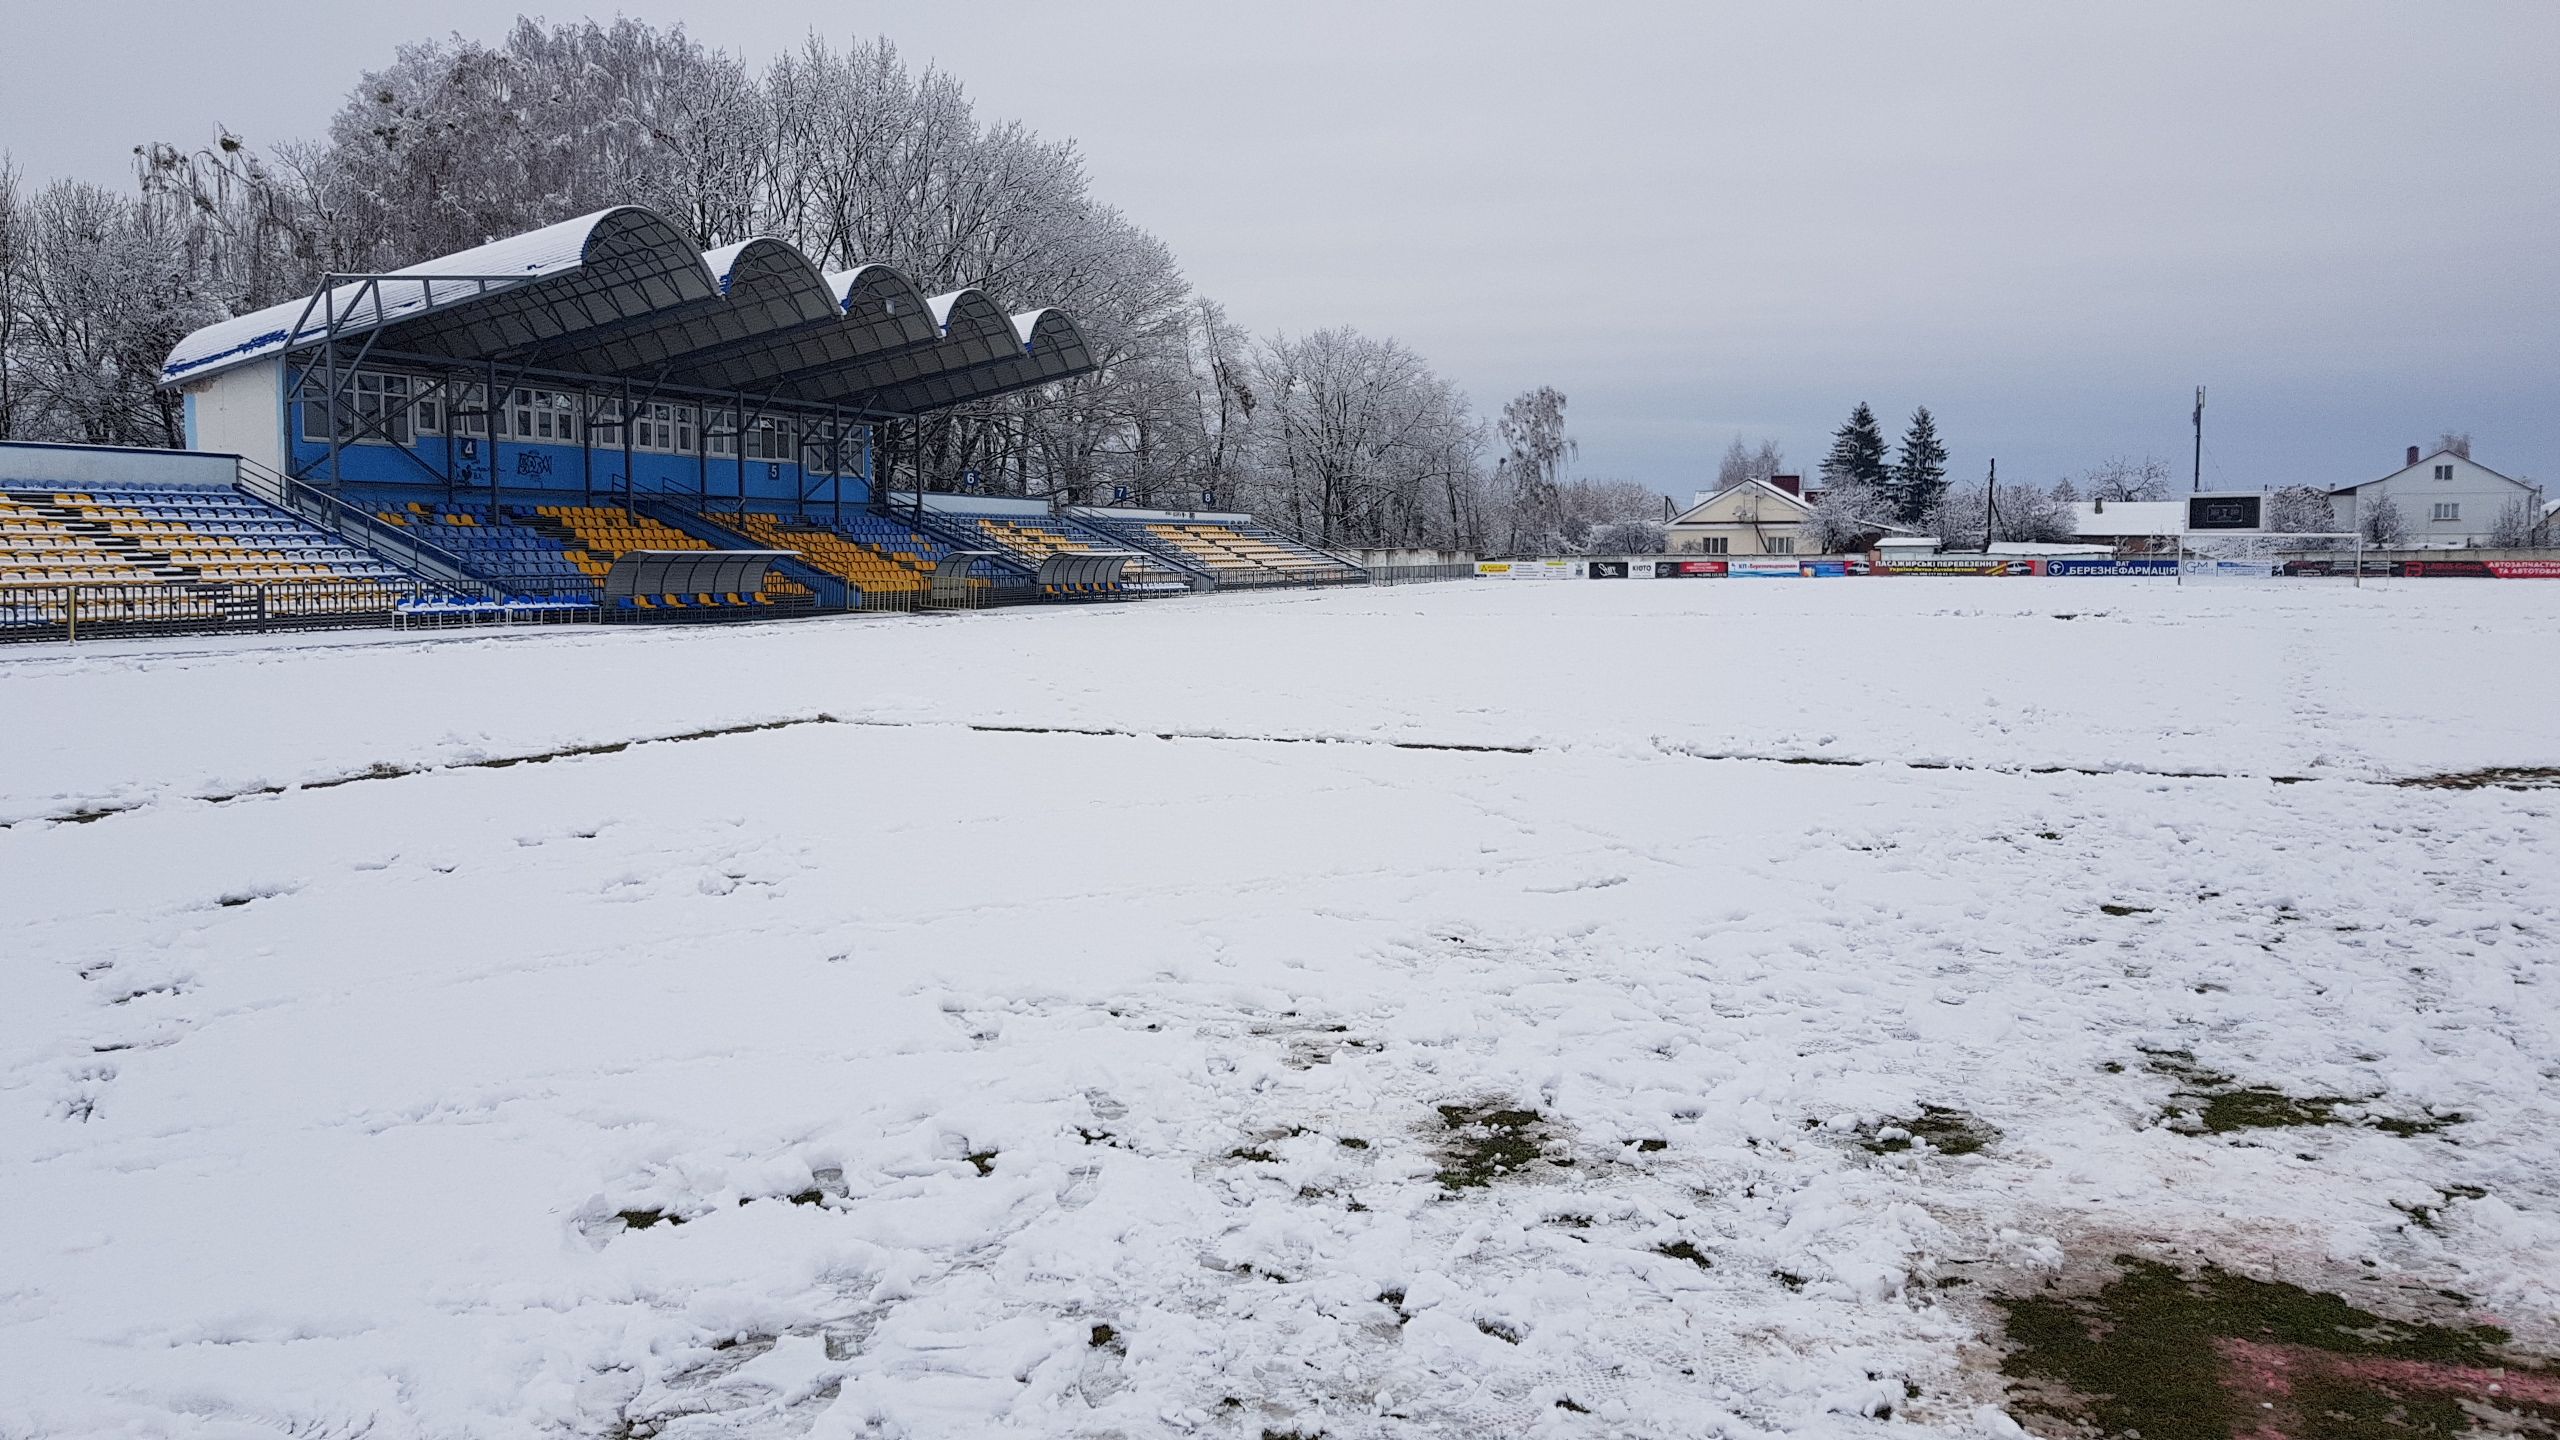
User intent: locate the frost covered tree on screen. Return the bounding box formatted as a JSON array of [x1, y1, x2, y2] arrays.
[[2362, 494, 2408, 546], [0, 157, 26, 441], [1252, 327, 1483, 548], [1818, 403, 1891, 492], [1888, 406, 1947, 525], [5, 178, 219, 446], [2435, 431, 2472, 461], [1800, 477, 1898, 553], [2266, 485, 2335, 534], [2076, 455, 2172, 502], [2487, 494, 2543, 547], [1715, 436, 1784, 492], [1494, 387, 1574, 554]]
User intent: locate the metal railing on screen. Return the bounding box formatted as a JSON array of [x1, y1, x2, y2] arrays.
[[233, 458, 495, 596], [0, 580, 590, 644], [1366, 562, 1479, 585]]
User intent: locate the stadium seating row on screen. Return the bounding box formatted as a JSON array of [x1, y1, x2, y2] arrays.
[[1109, 518, 1361, 582], [714, 511, 940, 597], [2, 486, 416, 591], [923, 513, 1189, 593], [373, 501, 811, 607]]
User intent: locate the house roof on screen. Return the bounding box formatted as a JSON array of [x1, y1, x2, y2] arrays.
[[2068, 500, 2185, 537], [2329, 448, 2531, 497], [1668, 478, 1811, 524], [161, 205, 1097, 417]]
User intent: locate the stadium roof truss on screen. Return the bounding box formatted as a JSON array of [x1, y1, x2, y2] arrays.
[[160, 206, 1101, 480]]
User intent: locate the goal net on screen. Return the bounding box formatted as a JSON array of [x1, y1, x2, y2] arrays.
[[2176, 532, 2363, 582]]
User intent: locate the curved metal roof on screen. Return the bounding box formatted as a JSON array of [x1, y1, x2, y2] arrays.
[[162, 205, 1099, 415]]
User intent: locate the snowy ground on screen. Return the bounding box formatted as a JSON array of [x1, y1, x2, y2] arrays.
[[4, 578, 2557, 1439]]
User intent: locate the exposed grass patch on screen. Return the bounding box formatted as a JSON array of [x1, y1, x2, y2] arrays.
[[1860, 1104, 1999, 1156], [615, 1208, 682, 1230], [2395, 765, 2560, 791], [1228, 1146, 1277, 1163], [2099, 903, 2153, 917], [1656, 1240, 1712, 1270], [964, 1149, 998, 1177], [1432, 1103, 1563, 1190], [2143, 1050, 2461, 1139], [1995, 1255, 2556, 1439]]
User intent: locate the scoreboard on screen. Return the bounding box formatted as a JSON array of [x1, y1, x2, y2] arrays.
[[2186, 493, 2263, 532]]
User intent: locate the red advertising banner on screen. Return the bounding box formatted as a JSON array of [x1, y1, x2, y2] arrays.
[[2489, 561, 2560, 579], [1654, 559, 1727, 577]]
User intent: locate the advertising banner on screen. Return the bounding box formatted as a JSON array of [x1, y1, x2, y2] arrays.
[[2398, 560, 2494, 578], [1796, 559, 1858, 577], [2488, 561, 2560, 579], [1878, 556, 2033, 576], [1727, 558, 1801, 578], [1587, 560, 1631, 579], [1653, 559, 1727, 577], [2049, 557, 2179, 577]]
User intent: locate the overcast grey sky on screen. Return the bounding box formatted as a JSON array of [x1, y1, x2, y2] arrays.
[[7, 1, 2557, 495]]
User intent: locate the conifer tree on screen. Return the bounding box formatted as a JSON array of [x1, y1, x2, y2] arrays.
[[1891, 406, 1948, 524], [1819, 403, 1891, 493]]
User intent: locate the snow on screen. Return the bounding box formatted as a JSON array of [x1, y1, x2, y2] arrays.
[[161, 209, 628, 384], [5, 579, 2557, 1438]]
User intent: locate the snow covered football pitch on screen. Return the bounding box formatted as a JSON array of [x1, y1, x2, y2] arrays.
[[6, 578, 2558, 1439]]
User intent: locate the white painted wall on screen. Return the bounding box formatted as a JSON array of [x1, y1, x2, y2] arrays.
[[2335, 451, 2541, 547], [181, 359, 285, 475]]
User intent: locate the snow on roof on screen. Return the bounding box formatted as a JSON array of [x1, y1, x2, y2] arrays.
[[1668, 478, 1811, 524], [162, 208, 640, 384], [160, 205, 1100, 416], [2330, 447, 2531, 495], [2069, 500, 2185, 537], [1989, 541, 2115, 556]]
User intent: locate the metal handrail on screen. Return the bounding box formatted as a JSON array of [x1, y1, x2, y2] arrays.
[[232, 458, 491, 596]]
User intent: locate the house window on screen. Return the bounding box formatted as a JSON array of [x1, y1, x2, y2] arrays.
[[2431, 502, 2460, 522], [1697, 535, 1729, 555], [1765, 536, 1795, 555], [2434, 464, 2454, 480]]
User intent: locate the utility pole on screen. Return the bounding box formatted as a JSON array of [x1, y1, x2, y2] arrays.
[[2191, 386, 2206, 492], [1981, 458, 1998, 551]]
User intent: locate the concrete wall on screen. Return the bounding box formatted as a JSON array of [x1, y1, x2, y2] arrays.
[[0, 440, 240, 491], [182, 361, 285, 474]]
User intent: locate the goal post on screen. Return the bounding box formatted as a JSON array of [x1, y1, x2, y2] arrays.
[[2175, 531, 2364, 585]]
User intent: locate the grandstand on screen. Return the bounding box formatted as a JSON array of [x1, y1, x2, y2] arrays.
[[5, 205, 1376, 641], [1074, 510, 1364, 586], [0, 445, 450, 637], [900, 501, 1191, 594]]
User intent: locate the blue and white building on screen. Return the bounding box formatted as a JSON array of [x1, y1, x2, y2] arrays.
[[163, 206, 1097, 514]]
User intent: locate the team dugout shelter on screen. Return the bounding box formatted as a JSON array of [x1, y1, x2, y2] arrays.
[[162, 206, 1097, 518]]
